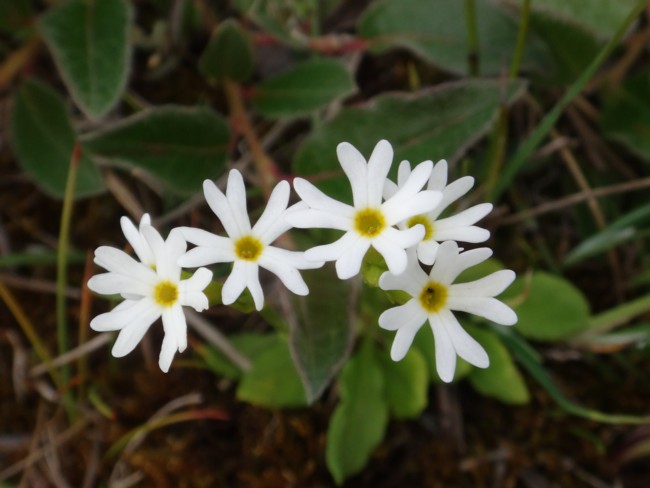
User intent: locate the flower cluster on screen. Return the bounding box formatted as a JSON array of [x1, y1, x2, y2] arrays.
[[88, 139, 516, 380]]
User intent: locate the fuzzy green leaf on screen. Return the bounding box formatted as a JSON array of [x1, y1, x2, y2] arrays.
[[252, 59, 355, 118], [10, 79, 105, 198], [198, 332, 278, 380], [81, 106, 229, 194], [326, 341, 389, 485], [237, 337, 307, 408], [512, 272, 591, 341], [289, 266, 355, 404], [467, 326, 530, 405], [199, 19, 253, 82], [40, 0, 132, 118], [380, 348, 429, 418], [294, 79, 526, 202], [359, 0, 550, 76]]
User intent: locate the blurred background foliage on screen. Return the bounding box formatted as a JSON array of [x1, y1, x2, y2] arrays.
[[2, 0, 650, 486]]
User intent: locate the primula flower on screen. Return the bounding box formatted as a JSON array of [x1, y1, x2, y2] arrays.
[[178, 170, 322, 311], [88, 216, 213, 372], [286, 140, 442, 279], [378, 241, 517, 383], [384, 159, 492, 265]]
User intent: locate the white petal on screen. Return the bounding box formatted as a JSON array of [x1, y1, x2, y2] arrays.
[[87, 272, 151, 297], [203, 179, 242, 239], [429, 313, 457, 383], [121, 215, 154, 266], [292, 178, 355, 217], [450, 270, 516, 298], [285, 208, 352, 232], [440, 309, 489, 368], [383, 178, 398, 200], [446, 296, 518, 325], [110, 303, 160, 357], [372, 235, 408, 276], [221, 261, 248, 305], [397, 160, 413, 186], [416, 240, 439, 266], [245, 262, 264, 310], [382, 160, 433, 215], [259, 248, 311, 295], [366, 139, 394, 206], [337, 142, 368, 207], [378, 258, 428, 297], [436, 176, 474, 216], [182, 267, 214, 293], [91, 297, 159, 332], [382, 190, 442, 225], [430, 242, 492, 285], [378, 300, 426, 332], [335, 238, 370, 279], [381, 225, 425, 250], [434, 226, 490, 243], [304, 232, 358, 262], [140, 224, 165, 265], [253, 180, 291, 243], [178, 246, 234, 268], [160, 228, 186, 281], [427, 159, 448, 192], [166, 304, 188, 352], [440, 203, 492, 227], [158, 332, 175, 373], [225, 169, 252, 235], [94, 246, 146, 276]]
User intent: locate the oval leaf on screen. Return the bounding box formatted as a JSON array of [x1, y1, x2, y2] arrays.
[[237, 337, 308, 408], [10, 79, 105, 198], [288, 266, 355, 403], [513, 271, 591, 341], [251, 59, 355, 118], [467, 326, 530, 405], [40, 0, 132, 119], [359, 0, 550, 76], [294, 79, 526, 201], [380, 348, 429, 418], [199, 19, 253, 82], [81, 106, 230, 194], [326, 341, 388, 485]]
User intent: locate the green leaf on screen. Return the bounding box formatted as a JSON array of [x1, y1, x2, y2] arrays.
[[40, 0, 132, 119], [467, 327, 530, 405], [326, 341, 389, 485], [237, 337, 308, 408], [288, 266, 355, 403], [497, 327, 650, 424], [512, 271, 591, 341], [358, 0, 550, 77], [563, 203, 650, 266], [380, 348, 429, 418], [10, 79, 105, 198], [251, 59, 355, 118], [294, 79, 527, 202], [81, 106, 230, 194], [197, 332, 278, 380], [498, 0, 640, 39], [602, 69, 650, 162], [199, 19, 253, 82]]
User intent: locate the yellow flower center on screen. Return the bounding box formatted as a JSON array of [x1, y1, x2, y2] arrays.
[[153, 280, 179, 308], [407, 215, 434, 240], [354, 208, 386, 238], [234, 235, 263, 261], [418, 281, 448, 313]]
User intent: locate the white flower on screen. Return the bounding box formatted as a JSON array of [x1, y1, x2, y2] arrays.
[[378, 241, 517, 383], [384, 159, 493, 265], [87, 217, 213, 373], [177, 170, 322, 311], [286, 140, 443, 279]]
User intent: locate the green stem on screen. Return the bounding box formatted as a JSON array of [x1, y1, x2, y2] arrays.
[[509, 0, 531, 79], [57, 143, 81, 419], [484, 0, 531, 196], [464, 0, 479, 76], [491, 0, 647, 201]]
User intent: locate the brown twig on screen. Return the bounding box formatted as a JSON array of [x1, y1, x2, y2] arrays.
[[497, 177, 650, 226], [223, 78, 275, 199], [0, 37, 40, 91]]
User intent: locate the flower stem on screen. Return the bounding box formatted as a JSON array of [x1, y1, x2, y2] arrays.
[[464, 0, 479, 76], [57, 143, 82, 420]]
